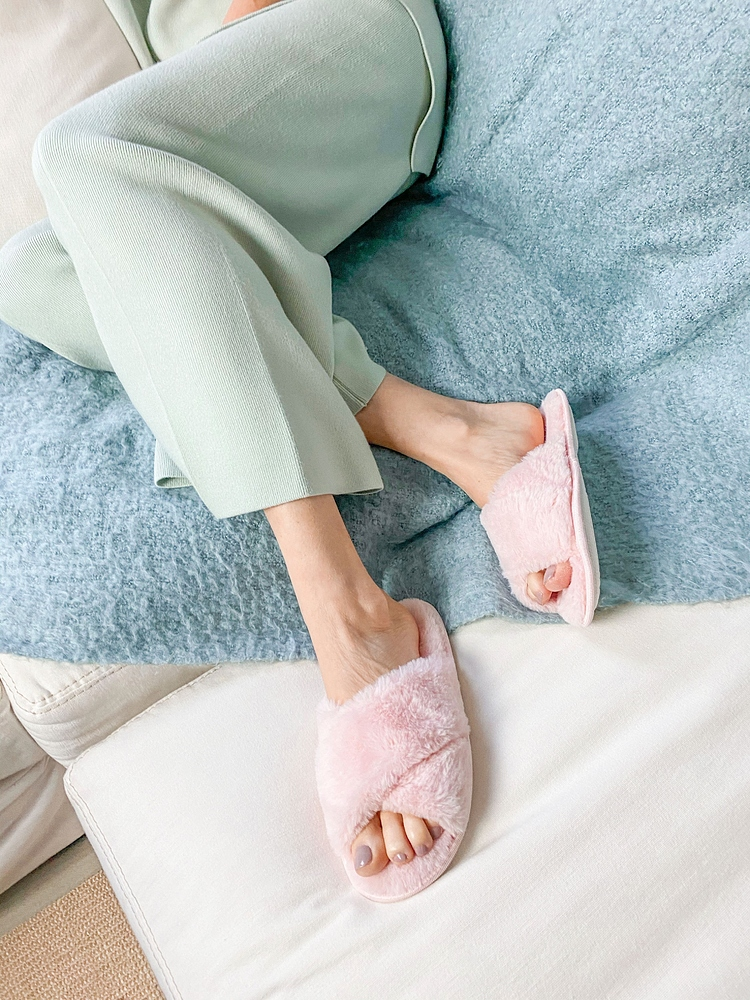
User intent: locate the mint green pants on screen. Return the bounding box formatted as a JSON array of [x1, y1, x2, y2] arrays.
[[0, 0, 437, 518]]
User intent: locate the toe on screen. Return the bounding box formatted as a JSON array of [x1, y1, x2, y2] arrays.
[[380, 811, 414, 865], [401, 814, 434, 857], [526, 570, 551, 605], [351, 814, 389, 877], [543, 561, 572, 592]]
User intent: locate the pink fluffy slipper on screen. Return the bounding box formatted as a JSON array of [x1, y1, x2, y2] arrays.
[[315, 598, 472, 903], [479, 388, 600, 627]]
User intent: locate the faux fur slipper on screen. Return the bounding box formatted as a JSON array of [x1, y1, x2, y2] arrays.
[[479, 388, 600, 627], [315, 598, 472, 903]]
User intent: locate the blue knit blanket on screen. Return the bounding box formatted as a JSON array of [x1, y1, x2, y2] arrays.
[[2, 0, 749, 664]]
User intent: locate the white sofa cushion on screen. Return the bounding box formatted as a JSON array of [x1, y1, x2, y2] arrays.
[[0, 0, 140, 249], [64, 599, 750, 1000]]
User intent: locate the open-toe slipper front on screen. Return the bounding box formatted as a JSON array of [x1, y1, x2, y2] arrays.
[[479, 389, 600, 627], [315, 598, 472, 902]]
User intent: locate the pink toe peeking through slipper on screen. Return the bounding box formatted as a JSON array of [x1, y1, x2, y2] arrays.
[[315, 598, 472, 902], [480, 389, 600, 627]]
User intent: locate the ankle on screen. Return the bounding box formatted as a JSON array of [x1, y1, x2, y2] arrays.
[[322, 585, 397, 641], [314, 590, 421, 702], [357, 374, 471, 464], [416, 400, 546, 506], [412, 401, 486, 478], [358, 380, 494, 477]]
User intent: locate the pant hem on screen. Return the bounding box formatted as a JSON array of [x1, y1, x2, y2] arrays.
[[209, 474, 385, 520], [332, 363, 387, 416]]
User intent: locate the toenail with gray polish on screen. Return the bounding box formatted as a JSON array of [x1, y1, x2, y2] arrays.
[[428, 824, 443, 840], [415, 843, 429, 857], [394, 852, 408, 863], [354, 845, 372, 869], [543, 565, 556, 584]]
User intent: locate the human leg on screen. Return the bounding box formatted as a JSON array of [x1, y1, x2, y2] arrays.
[[0, 219, 112, 371], [0, 227, 573, 609], [26, 0, 431, 517], [265, 493, 446, 876], [14, 0, 442, 878], [4, 0, 572, 882], [264, 375, 578, 874], [0, 218, 381, 487]]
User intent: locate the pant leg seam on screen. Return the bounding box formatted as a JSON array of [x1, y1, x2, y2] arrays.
[[215, 239, 312, 498]]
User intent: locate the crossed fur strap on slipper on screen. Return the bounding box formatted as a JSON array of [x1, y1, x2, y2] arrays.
[[315, 598, 472, 903], [480, 388, 601, 627]]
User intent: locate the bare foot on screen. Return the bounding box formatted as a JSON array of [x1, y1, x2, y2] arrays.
[[440, 399, 573, 607], [318, 591, 443, 877], [436, 400, 544, 506], [356, 377, 574, 607]]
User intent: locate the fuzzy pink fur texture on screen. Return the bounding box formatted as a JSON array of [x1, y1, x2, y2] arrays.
[[479, 389, 600, 627], [315, 598, 472, 902]]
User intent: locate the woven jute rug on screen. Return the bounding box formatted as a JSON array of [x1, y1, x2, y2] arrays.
[[0, 870, 164, 1000]]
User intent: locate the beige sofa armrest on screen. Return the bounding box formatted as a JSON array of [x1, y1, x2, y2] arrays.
[[0, 680, 82, 894], [0, 0, 140, 248]]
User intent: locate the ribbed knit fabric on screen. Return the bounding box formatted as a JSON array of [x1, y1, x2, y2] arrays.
[[0, 0, 439, 518]]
